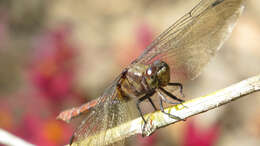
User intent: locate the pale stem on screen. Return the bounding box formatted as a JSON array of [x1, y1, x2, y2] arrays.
[[72, 74, 260, 146]]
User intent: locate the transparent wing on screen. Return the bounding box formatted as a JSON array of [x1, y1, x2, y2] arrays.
[[133, 0, 245, 82], [71, 77, 138, 146]]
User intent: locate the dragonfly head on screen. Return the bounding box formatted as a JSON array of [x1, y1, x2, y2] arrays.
[[154, 60, 170, 87], [146, 60, 170, 88]]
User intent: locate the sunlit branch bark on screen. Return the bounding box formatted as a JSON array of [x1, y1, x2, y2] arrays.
[[0, 129, 34, 146], [72, 74, 260, 146]]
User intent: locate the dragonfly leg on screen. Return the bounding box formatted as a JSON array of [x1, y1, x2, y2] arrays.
[[159, 87, 184, 102], [136, 95, 148, 124], [158, 89, 182, 105], [137, 92, 157, 136], [168, 82, 184, 97], [147, 95, 157, 111], [157, 90, 184, 121], [136, 91, 156, 122]]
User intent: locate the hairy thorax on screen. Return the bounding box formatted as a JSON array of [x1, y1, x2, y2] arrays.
[[120, 60, 170, 100]]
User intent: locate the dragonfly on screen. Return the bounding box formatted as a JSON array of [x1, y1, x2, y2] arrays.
[[57, 0, 245, 145]]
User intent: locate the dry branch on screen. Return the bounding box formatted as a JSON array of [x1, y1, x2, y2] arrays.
[[73, 74, 260, 146]]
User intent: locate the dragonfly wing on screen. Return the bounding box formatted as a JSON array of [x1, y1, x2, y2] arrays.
[[133, 0, 245, 82], [71, 77, 138, 146]]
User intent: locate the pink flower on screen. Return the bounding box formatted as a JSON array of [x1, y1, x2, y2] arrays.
[[183, 120, 220, 146], [136, 23, 154, 50], [28, 25, 78, 102], [17, 113, 72, 146]]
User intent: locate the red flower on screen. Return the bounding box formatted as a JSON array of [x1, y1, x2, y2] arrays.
[[29, 25, 78, 102], [183, 120, 220, 146], [17, 113, 72, 146]]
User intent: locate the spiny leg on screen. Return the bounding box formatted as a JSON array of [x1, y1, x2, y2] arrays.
[[147, 95, 157, 111], [159, 87, 187, 109], [159, 87, 184, 102], [158, 89, 183, 105], [168, 82, 184, 97], [157, 90, 183, 120], [137, 92, 157, 136], [136, 91, 156, 124], [136, 95, 148, 124]]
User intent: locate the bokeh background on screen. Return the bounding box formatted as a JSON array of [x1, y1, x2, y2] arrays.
[[1, 0, 260, 146]]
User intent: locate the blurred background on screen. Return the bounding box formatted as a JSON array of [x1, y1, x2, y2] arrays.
[[0, 0, 260, 146]]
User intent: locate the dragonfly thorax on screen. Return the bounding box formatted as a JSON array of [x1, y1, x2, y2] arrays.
[[121, 60, 170, 99]]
